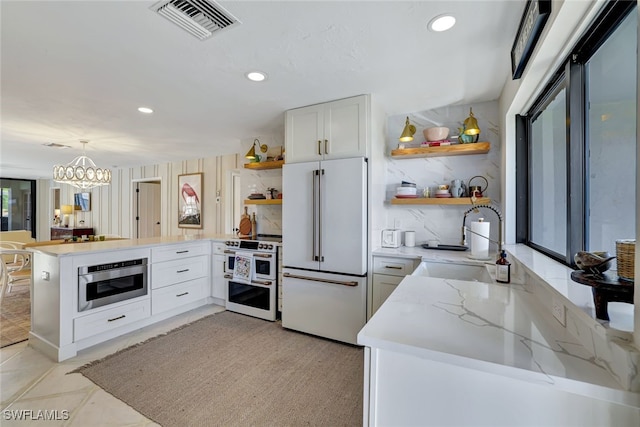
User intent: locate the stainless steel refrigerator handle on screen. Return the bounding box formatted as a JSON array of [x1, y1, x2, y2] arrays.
[[283, 272, 358, 287], [312, 169, 318, 261], [319, 169, 325, 262]]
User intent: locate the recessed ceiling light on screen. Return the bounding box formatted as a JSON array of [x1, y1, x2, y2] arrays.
[[429, 14, 456, 32], [138, 107, 154, 114], [246, 71, 267, 82]]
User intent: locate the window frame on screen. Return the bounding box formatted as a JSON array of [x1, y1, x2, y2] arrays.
[[517, 0, 636, 266]]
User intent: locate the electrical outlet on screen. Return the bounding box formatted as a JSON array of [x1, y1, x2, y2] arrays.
[[41, 271, 50, 281], [552, 298, 566, 326]]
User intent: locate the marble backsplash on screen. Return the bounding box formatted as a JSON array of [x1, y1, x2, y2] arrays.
[[378, 101, 502, 250], [240, 167, 283, 236]]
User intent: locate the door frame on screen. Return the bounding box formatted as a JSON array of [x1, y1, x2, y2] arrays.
[[131, 177, 162, 238]]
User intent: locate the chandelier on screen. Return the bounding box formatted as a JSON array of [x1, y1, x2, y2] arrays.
[[53, 140, 111, 189]]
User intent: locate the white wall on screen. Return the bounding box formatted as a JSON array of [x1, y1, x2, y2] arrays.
[[36, 153, 240, 240]]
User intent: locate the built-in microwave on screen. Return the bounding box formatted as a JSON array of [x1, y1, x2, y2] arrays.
[[77, 258, 148, 312]]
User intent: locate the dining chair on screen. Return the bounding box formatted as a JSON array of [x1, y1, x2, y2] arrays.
[[0, 249, 32, 298]]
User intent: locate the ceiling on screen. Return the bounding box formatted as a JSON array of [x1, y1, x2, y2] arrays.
[[0, 0, 524, 180]]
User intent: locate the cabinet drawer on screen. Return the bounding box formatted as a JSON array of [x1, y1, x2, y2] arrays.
[[373, 257, 417, 276], [212, 242, 226, 255], [151, 277, 207, 315], [151, 255, 208, 289], [74, 299, 150, 341], [151, 242, 209, 263]]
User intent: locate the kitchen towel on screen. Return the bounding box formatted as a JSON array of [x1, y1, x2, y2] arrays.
[[470, 220, 490, 259], [233, 251, 254, 284]]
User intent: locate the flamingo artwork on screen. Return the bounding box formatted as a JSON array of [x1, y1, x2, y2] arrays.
[[178, 175, 202, 228]]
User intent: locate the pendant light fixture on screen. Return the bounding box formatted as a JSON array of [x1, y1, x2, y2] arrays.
[[463, 108, 481, 136], [398, 117, 416, 142], [53, 140, 111, 189]]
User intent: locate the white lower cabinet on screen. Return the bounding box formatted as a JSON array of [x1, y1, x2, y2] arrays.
[[212, 243, 226, 301], [371, 256, 419, 315], [151, 255, 208, 289], [74, 299, 151, 342], [152, 277, 207, 315]]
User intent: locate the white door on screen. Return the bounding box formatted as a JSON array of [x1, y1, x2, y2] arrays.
[[319, 157, 367, 275], [137, 181, 161, 238], [282, 161, 320, 270], [284, 104, 324, 163], [323, 95, 367, 160]]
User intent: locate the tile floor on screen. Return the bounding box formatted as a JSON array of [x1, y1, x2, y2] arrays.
[[1, 304, 225, 426]]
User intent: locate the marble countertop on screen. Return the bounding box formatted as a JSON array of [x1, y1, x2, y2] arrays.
[[29, 234, 236, 256], [358, 274, 640, 404], [374, 245, 498, 265]]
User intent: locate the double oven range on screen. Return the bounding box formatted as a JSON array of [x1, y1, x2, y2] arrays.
[[224, 236, 280, 321]]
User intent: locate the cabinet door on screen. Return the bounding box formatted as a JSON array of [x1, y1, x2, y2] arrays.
[[372, 274, 403, 315], [212, 254, 226, 300], [285, 104, 324, 163], [323, 95, 367, 160]]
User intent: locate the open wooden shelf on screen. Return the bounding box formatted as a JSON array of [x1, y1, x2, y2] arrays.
[[389, 197, 491, 205], [390, 142, 490, 159], [244, 199, 282, 205], [243, 160, 284, 170]]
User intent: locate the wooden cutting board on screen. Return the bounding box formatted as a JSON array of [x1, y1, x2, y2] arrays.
[[239, 206, 251, 236]]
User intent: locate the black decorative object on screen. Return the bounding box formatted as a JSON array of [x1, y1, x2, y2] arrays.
[[510, 0, 551, 80], [570, 271, 634, 321]]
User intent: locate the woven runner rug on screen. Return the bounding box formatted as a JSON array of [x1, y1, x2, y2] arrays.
[[0, 288, 30, 348], [72, 311, 363, 426]]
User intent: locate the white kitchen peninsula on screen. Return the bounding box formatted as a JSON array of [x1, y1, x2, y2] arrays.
[[358, 275, 640, 426], [29, 235, 231, 362]]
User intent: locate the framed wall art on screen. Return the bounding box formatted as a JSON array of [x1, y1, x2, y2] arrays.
[[178, 172, 202, 229], [511, 0, 551, 80]]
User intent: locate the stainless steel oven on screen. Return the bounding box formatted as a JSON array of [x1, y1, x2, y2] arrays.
[[78, 258, 148, 312], [224, 238, 279, 321]]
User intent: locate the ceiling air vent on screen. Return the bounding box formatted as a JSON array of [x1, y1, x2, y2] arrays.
[[151, 0, 240, 41]]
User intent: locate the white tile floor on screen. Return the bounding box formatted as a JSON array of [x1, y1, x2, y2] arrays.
[[1, 304, 225, 426]]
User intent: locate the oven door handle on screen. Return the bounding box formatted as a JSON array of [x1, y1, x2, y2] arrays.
[[253, 253, 272, 259], [224, 274, 272, 286], [283, 272, 358, 287]]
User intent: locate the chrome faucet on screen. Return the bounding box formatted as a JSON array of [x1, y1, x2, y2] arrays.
[[461, 204, 504, 255]]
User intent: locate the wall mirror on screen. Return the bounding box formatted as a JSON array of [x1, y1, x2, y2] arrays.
[[74, 192, 91, 211]]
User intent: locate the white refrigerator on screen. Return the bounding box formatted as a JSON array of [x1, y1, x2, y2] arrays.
[[282, 157, 367, 345]]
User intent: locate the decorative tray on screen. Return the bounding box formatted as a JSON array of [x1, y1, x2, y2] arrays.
[[421, 244, 469, 251]]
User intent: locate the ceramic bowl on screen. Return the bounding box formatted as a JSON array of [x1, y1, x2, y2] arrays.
[[423, 127, 450, 142], [396, 187, 417, 196]]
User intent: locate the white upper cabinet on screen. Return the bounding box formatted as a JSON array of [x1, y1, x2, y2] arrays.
[[285, 95, 368, 163]]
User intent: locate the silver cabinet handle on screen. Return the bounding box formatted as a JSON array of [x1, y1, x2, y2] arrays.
[[384, 266, 402, 269], [317, 140, 322, 155], [176, 292, 189, 297], [177, 269, 189, 273], [107, 315, 126, 322], [324, 139, 328, 155], [283, 272, 357, 287]]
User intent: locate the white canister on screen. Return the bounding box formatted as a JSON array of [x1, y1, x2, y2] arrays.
[[405, 231, 416, 247]]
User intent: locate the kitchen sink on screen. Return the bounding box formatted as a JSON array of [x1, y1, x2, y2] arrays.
[[411, 261, 493, 283]]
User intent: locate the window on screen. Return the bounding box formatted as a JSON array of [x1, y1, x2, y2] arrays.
[[519, 1, 637, 265]]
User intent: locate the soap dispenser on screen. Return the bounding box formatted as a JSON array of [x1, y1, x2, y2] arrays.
[[495, 250, 511, 283]]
